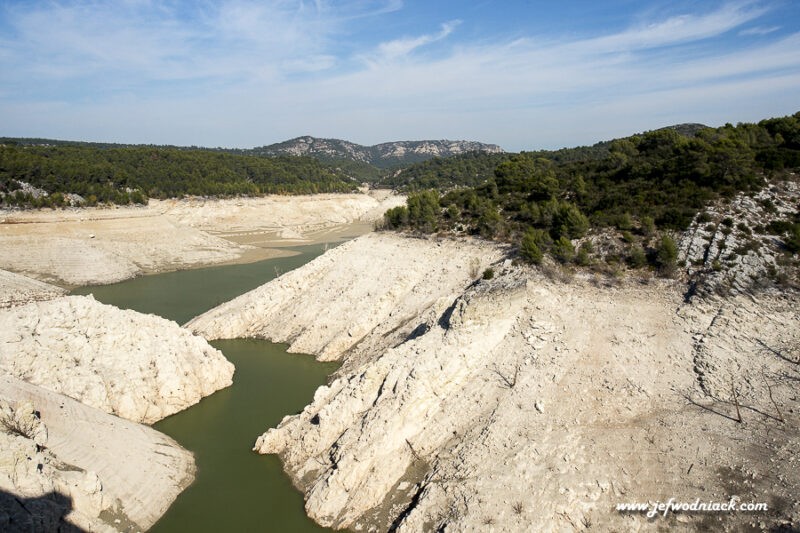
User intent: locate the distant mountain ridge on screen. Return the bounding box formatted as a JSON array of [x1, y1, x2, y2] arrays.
[[246, 136, 505, 168]]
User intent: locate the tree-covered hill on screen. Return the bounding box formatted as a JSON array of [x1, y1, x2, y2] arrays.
[[383, 123, 710, 191], [0, 144, 359, 207], [383, 112, 800, 275]]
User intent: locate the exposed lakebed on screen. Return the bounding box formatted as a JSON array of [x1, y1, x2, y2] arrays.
[[71, 244, 339, 532]]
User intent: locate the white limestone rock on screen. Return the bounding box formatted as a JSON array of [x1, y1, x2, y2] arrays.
[[0, 295, 234, 424], [0, 375, 195, 532]]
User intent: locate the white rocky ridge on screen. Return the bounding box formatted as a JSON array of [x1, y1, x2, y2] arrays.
[[256, 137, 504, 165], [187, 232, 504, 361], [189, 232, 799, 531], [0, 295, 234, 424], [0, 375, 195, 532]]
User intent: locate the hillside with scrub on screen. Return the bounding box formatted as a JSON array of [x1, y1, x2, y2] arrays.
[[382, 112, 800, 291]]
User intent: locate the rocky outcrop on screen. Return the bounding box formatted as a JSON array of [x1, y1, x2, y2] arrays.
[[193, 232, 799, 531], [0, 295, 234, 424], [680, 179, 799, 298], [0, 375, 195, 532], [187, 233, 504, 361], [255, 275, 529, 528], [0, 269, 65, 309]]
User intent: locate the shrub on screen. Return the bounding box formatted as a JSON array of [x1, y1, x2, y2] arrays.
[[482, 268, 495, 280], [552, 202, 589, 239], [520, 228, 549, 264], [627, 244, 648, 268], [786, 224, 800, 254], [575, 242, 593, 266], [384, 205, 409, 229], [552, 236, 575, 264], [654, 235, 678, 276], [621, 230, 635, 243], [641, 216, 656, 237]]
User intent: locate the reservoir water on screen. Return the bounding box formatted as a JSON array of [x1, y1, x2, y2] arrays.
[[71, 244, 339, 532]]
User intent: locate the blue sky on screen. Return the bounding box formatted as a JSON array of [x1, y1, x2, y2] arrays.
[[0, 0, 798, 151]]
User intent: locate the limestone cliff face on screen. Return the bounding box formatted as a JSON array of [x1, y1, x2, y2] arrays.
[[252, 137, 504, 167], [0, 295, 234, 424], [0, 375, 195, 532]]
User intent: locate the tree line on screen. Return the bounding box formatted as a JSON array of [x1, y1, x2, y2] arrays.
[[0, 144, 359, 207], [383, 112, 800, 271]]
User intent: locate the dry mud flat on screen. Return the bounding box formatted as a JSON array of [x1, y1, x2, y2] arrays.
[[0, 192, 403, 286], [191, 233, 800, 532]]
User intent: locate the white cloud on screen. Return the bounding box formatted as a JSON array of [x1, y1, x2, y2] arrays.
[[576, 1, 767, 53], [739, 25, 781, 35], [373, 19, 461, 61], [0, 0, 797, 151]]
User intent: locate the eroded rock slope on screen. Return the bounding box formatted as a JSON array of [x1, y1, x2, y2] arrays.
[[190, 232, 799, 531], [188, 232, 504, 361], [0, 295, 234, 424], [0, 375, 195, 532]]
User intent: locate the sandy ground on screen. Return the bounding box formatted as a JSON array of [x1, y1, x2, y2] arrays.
[[190, 233, 800, 532], [0, 191, 404, 287]]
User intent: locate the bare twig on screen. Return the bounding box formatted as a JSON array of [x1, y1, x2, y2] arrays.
[[491, 363, 520, 389], [405, 439, 422, 462], [763, 371, 785, 423], [730, 377, 742, 423]]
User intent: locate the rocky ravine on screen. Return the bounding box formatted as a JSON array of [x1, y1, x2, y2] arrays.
[[0, 295, 234, 424], [1, 375, 195, 532], [191, 233, 799, 531]]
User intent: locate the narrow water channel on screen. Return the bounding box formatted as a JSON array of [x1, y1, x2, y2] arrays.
[[71, 243, 339, 532]]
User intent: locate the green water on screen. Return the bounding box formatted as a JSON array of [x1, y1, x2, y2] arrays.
[[70, 244, 339, 532], [71, 244, 331, 326]]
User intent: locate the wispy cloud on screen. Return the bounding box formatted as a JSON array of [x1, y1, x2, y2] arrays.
[[577, 1, 767, 52], [373, 20, 461, 62], [739, 25, 781, 35], [0, 0, 797, 150]]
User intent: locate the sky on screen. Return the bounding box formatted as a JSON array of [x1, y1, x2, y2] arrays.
[[0, 0, 798, 151]]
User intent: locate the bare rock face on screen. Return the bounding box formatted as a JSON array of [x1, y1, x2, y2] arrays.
[[0, 375, 195, 532], [187, 233, 504, 361], [214, 232, 798, 532], [255, 276, 528, 528], [0, 295, 234, 424], [680, 179, 799, 299]]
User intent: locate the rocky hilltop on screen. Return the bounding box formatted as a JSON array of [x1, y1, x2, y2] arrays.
[[249, 137, 504, 167], [190, 233, 799, 531], [0, 295, 234, 424]]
